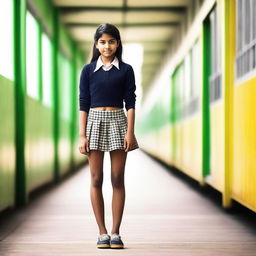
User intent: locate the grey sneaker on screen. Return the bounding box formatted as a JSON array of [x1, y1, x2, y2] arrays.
[[110, 233, 124, 249], [97, 234, 111, 249]]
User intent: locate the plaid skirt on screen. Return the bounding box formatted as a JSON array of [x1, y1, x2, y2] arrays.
[[86, 109, 139, 152]]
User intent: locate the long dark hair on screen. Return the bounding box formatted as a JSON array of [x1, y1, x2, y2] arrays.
[[90, 23, 123, 63]]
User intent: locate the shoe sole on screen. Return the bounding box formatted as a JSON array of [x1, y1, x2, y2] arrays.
[[97, 244, 110, 249], [110, 244, 124, 249]]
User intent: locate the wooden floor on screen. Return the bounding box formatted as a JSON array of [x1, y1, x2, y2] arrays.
[[1, 150, 256, 256]]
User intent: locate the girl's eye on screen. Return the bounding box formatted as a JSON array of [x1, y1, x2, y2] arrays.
[[99, 40, 116, 44]]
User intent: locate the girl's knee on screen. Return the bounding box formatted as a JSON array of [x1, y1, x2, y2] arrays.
[[91, 173, 103, 188], [111, 173, 124, 188]]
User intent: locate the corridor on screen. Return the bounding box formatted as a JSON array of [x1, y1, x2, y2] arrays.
[[1, 150, 256, 255]]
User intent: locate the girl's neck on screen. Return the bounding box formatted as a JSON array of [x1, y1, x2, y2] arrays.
[[100, 55, 115, 65]]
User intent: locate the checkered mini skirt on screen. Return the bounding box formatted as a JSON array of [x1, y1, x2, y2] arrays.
[[86, 109, 139, 152]]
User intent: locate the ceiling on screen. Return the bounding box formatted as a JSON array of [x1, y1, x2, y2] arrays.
[[51, 0, 192, 93]]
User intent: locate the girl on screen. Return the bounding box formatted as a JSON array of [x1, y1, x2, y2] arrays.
[[78, 23, 139, 249]]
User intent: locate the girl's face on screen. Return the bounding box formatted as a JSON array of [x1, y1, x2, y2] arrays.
[[95, 33, 119, 59]]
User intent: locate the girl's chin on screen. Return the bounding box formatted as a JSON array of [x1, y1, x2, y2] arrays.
[[102, 53, 114, 58]]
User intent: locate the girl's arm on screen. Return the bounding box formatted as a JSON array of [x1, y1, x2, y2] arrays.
[[123, 65, 137, 152], [124, 108, 137, 152], [79, 111, 89, 155], [127, 108, 135, 134], [79, 64, 91, 155], [79, 110, 88, 138]]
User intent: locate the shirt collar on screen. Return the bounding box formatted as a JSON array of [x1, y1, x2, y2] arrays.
[[94, 56, 120, 72]]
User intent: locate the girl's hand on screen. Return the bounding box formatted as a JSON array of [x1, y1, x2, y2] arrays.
[[124, 132, 137, 152], [79, 136, 90, 155]]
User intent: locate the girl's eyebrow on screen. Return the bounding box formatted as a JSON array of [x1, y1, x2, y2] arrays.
[[99, 39, 116, 41]]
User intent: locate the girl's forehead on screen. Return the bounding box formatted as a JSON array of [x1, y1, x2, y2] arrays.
[[98, 33, 116, 41]]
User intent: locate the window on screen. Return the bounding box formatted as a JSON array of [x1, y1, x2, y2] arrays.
[[209, 5, 222, 102], [183, 53, 192, 117], [58, 52, 71, 121], [182, 41, 200, 117], [236, 0, 256, 78], [42, 33, 52, 107], [0, 0, 13, 79], [26, 11, 40, 99], [190, 40, 200, 114], [173, 63, 184, 121]]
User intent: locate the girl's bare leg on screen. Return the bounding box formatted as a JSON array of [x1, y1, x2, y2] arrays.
[[88, 150, 108, 235], [109, 149, 127, 235]]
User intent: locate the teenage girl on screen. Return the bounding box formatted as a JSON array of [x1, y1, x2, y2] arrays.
[[78, 23, 139, 249]]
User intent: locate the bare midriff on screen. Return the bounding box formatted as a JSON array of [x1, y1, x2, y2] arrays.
[[90, 106, 122, 111]]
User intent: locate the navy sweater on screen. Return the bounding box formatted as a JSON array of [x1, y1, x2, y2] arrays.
[[79, 60, 136, 113]]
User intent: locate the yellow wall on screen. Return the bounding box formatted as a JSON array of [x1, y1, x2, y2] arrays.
[[210, 102, 225, 192], [233, 77, 256, 211]]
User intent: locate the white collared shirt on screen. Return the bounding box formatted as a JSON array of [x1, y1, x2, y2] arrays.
[[94, 56, 120, 72]]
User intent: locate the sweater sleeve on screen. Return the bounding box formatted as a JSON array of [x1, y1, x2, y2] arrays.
[[124, 65, 136, 111], [79, 64, 91, 113]]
